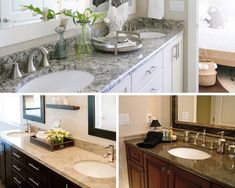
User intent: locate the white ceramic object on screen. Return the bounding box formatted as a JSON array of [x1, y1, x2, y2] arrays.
[[73, 161, 116, 178], [139, 32, 166, 39], [168, 148, 211, 160], [208, 6, 225, 29], [104, 2, 129, 38], [18, 70, 94, 93], [7, 132, 34, 137]]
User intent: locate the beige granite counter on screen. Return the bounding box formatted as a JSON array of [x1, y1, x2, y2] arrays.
[[0, 129, 116, 188], [125, 138, 235, 188]]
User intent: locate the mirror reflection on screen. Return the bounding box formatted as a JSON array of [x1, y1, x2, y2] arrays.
[[23, 96, 45, 124], [178, 96, 235, 128]]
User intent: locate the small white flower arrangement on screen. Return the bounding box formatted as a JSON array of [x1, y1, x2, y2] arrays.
[[46, 129, 72, 145]]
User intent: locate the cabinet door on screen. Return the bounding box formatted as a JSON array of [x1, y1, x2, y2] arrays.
[[127, 159, 145, 188], [172, 35, 183, 93], [48, 170, 81, 188], [0, 141, 5, 183], [5, 142, 13, 187], [108, 75, 131, 93], [168, 165, 211, 188], [144, 153, 168, 188]]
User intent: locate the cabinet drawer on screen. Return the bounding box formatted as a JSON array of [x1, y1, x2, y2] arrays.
[[138, 69, 163, 93], [12, 170, 28, 188], [27, 170, 46, 188], [132, 50, 163, 92], [12, 158, 27, 179], [27, 157, 47, 183], [126, 144, 143, 166], [12, 147, 27, 165]]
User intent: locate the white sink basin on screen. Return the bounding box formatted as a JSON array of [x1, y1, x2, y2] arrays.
[[7, 132, 34, 137], [73, 161, 116, 178], [168, 148, 211, 160], [18, 70, 94, 93], [140, 32, 166, 39]]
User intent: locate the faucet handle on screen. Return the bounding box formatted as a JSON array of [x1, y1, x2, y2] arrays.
[[9, 63, 22, 79], [217, 131, 224, 139], [203, 129, 206, 134]]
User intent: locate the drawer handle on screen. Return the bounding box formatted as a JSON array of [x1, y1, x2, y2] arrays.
[[66, 184, 69, 188], [146, 66, 156, 74], [29, 177, 40, 187], [167, 169, 172, 175], [161, 167, 166, 173], [13, 164, 21, 172], [13, 152, 20, 159], [13, 176, 22, 185], [28, 163, 39, 171]]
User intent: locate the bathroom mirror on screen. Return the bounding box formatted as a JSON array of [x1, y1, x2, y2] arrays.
[[172, 96, 235, 137], [88, 96, 116, 141], [23, 95, 45, 124]]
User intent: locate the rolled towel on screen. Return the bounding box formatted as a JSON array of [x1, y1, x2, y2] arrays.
[[199, 63, 209, 70], [36, 131, 48, 141], [137, 131, 163, 149]]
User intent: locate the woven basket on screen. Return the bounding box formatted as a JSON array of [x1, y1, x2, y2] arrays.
[[199, 55, 217, 86]]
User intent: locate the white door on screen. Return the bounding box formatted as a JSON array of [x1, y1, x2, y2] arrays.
[[0, 0, 43, 24], [211, 96, 235, 127]]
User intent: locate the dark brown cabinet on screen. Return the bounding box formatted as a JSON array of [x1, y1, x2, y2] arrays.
[[0, 140, 6, 183], [126, 143, 225, 188]]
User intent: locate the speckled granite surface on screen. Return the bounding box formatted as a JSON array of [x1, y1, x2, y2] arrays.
[[125, 138, 235, 188], [0, 19, 184, 93], [0, 129, 116, 188]]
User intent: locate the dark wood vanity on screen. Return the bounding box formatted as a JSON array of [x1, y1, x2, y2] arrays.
[[0, 140, 81, 188], [125, 143, 228, 188]]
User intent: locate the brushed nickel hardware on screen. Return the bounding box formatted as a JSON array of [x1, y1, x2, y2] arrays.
[[104, 145, 115, 162], [28, 163, 39, 171], [13, 176, 22, 185], [9, 63, 22, 79], [201, 129, 206, 147], [13, 164, 21, 172], [29, 177, 40, 187], [217, 131, 226, 154], [13, 152, 20, 159]]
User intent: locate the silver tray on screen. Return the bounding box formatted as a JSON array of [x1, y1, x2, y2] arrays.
[[92, 31, 143, 55]]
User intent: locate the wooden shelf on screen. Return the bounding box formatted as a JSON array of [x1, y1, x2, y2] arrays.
[[46, 104, 80, 110]]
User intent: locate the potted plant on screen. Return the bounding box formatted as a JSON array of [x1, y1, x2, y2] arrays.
[[46, 129, 72, 145], [64, 8, 103, 59]]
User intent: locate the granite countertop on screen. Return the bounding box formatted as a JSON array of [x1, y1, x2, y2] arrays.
[[125, 138, 235, 188], [0, 129, 116, 188], [0, 19, 184, 93]]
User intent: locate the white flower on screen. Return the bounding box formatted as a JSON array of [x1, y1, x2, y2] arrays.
[[104, 18, 110, 24]]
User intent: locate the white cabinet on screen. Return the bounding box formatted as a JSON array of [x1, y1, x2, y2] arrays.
[[108, 75, 131, 93], [108, 33, 184, 93], [164, 34, 184, 93]]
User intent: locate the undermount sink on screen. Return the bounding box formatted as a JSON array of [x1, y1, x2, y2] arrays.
[[168, 147, 211, 160], [18, 70, 94, 93], [139, 32, 166, 39], [73, 160, 116, 178], [7, 132, 34, 137]]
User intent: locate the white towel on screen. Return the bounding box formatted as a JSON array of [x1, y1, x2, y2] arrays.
[[148, 0, 165, 20]]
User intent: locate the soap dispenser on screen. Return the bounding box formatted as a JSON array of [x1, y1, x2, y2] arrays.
[[217, 131, 226, 154]]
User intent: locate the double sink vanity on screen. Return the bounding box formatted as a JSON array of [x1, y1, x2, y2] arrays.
[[0, 129, 116, 188], [0, 18, 184, 93]]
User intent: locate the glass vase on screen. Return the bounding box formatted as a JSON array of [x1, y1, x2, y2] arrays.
[[76, 21, 93, 59]]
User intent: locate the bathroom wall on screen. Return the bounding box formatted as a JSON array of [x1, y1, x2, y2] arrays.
[[23, 96, 115, 147], [119, 95, 171, 137]]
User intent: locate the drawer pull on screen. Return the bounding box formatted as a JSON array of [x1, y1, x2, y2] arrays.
[[146, 66, 156, 74], [161, 167, 166, 173], [66, 184, 69, 188], [29, 177, 40, 187], [13, 152, 20, 159], [13, 176, 22, 185], [13, 164, 21, 172], [28, 163, 39, 171], [167, 169, 172, 175]]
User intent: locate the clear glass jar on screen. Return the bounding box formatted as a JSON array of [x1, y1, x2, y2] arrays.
[[75, 21, 93, 59]]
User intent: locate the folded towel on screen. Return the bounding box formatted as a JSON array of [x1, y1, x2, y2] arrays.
[[36, 131, 48, 141], [137, 131, 163, 149], [148, 0, 165, 20]]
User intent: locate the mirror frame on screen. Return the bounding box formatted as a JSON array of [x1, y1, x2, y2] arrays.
[[23, 96, 46, 124], [172, 96, 235, 137], [88, 96, 116, 141]]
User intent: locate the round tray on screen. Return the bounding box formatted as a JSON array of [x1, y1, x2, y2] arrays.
[[93, 36, 143, 53]]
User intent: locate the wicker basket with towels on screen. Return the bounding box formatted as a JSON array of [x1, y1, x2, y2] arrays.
[[199, 55, 217, 86]]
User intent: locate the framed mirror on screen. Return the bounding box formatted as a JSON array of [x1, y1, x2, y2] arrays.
[[172, 96, 235, 137], [88, 96, 116, 141], [23, 95, 45, 124]]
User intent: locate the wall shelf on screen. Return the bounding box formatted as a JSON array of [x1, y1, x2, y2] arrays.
[[46, 104, 80, 111]]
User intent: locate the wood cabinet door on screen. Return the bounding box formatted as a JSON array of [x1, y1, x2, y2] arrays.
[[168, 165, 211, 188], [144, 153, 168, 188], [127, 159, 145, 188]]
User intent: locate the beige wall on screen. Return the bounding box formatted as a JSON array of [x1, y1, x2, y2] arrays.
[[119, 96, 171, 137], [23, 96, 115, 147]]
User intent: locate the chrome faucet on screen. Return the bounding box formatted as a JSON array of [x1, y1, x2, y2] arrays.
[[104, 145, 114, 162], [27, 46, 49, 73], [217, 131, 226, 154], [201, 129, 206, 147], [9, 63, 22, 79], [193, 132, 201, 145], [25, 120, 32, 133]]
